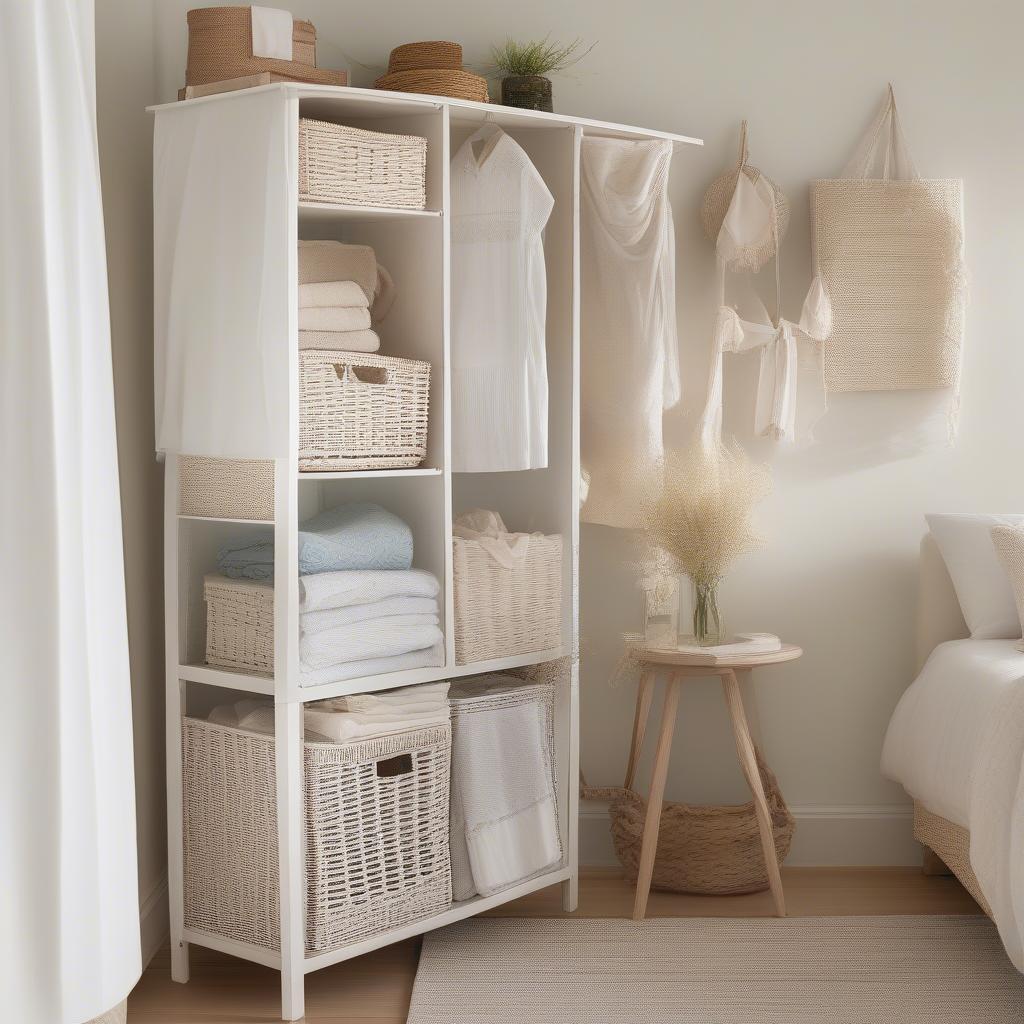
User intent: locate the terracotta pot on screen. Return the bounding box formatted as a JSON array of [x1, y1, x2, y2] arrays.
[[501, 75, 553, 112]]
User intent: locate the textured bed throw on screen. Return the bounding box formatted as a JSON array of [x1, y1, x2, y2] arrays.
[[408, 917, 1024, 1024], [217, 501, 413, 579]]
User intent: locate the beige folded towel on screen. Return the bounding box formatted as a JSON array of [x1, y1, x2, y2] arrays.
[[298, 241, 377, 299], [299, 280, 368, 309], [371, 264, 396, 325], [298, 306, 372, 332], [298, 329, 380, 353]]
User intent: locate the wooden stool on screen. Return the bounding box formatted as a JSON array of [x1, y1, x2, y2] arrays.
[[626, 644, 802, 921]]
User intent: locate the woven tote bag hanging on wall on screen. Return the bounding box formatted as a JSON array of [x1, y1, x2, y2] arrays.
[[810, 87, 965, 396]]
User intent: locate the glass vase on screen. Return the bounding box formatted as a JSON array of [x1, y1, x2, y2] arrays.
[[686, 578, 726, 646], [643, 574, 679, 649]]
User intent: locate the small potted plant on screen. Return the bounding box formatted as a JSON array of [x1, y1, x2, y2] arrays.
[[489, 37, 593, 113]]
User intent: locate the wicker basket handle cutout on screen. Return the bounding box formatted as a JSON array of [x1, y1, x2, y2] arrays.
[[333, 363, 389, 385], [376, 753, 414, 778]]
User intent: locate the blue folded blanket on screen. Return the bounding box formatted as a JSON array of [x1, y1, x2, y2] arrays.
[[217, 502, 414, 580]]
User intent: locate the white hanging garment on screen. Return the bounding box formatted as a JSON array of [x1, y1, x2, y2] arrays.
[[716, 171, 778, 272], [1, 2, 141, 1021], [450, 126, 553, 472], [580, 137, 680, 528]]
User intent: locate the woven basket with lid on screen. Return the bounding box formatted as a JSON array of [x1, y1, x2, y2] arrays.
[[374, 68, 489, 103], [387, 40, 463, 73]]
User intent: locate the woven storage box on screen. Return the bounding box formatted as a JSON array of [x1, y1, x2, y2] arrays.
[[299, 350, 430, 472], [585, 750, 794, 895], [298, 119, 427, 209], [204, 574, 273, 675], [182, 717, 452, 953], [374, 69, 489, 103], [185, 8, 346, 87], [387, 41, 463, 73], [453, 532, 562, 664], [179, 455, 274, 520]]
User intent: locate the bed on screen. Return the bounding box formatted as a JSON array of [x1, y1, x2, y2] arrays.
[[882, 533, 1024, 968]]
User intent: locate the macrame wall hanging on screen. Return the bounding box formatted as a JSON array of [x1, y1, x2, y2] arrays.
[[810, 86, 965, 439], [699, 121, 831, 446]]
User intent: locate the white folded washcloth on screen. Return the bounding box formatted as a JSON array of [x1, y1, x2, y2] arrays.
[[298, 280, 369, 309], [299, 569, 440, 613], [299, 641, 445, 687], [300, 615, 443, 670], [298, 329, 380, 353], [300, 595, 438, 635], [298, 306, 372, 332]]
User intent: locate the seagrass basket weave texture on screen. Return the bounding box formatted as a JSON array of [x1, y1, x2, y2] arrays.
[[204, 575, 274, 675], [374, 69, 489, 103], [811, 177, 965, 392], [298, 119, 427, 209], [185, 8, 349, 87], [387, 41, 463, 73], [453, 534, 562, 664], [179, 454, 274, 520], [913, 802, 992, 917], [182, 717, 452, 953], [298, 350, 430, 472], [588, 750, 794, 895]]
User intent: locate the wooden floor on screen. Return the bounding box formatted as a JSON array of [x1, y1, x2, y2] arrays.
[[128, 868, 981, 1023]]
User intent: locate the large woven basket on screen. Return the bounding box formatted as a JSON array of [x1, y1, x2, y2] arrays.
[[299, 350, 430, 472], [453, 533, 562, 664], [585, 750, 795, 895], [182, 717, 452, 953], [387, 41, 463, 73], [204, 574, 273, 675], [179, 455, 274, 520], [299, 119, 427, 209], [374, 69, 489, 103], [185, 8, 345, 87]]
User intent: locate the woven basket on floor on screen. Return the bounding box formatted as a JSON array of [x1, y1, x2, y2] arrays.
[[387, 41, 463, 73], [585, 750, 795, 895], [299, 119, 427, 209], [182, 717, 452, 953], [453, 533, 562, 664], [179, 455, 274, 520], [374, 68, 489, 103], [204, 574, 273, 675], [185, 7, 346, 87], [299, 350, 430, 472]]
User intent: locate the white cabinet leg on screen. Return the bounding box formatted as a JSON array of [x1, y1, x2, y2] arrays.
[[561, 874, 579, 912], [170, 938, 190, 984], [277, 701, 305, 1021]]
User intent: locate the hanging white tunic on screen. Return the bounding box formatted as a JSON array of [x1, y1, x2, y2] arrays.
[[450, 128, 553, 472]]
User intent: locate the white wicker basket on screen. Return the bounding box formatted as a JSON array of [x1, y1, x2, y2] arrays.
[[453, 533, 563, 664], [182, 717, 452, 953], [299, 350, 430, 472], [179, 455, 274, 520], [204, 574, 273, 675], [298, 119, 427, 209]]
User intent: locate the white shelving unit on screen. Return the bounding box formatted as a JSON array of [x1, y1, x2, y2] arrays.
[[151, 83, 700, 1021]]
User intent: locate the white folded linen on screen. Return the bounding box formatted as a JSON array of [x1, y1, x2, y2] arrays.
[[300, 595, 438, 635], [300, 615, 442, 670], [298, 280, 369, 309], [298, 306, 372, 332], [323, 681, 450, 712], [298, 329, 380, 353], [299, 641, 445, 687], [299, 569, 440, 613], [304, 707, 450, 744]]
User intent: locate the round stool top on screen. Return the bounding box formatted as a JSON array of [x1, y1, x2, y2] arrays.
[[635, 642, 802, 670]]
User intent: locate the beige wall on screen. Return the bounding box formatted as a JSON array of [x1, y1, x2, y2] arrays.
[[97, 0, 1024, 921]]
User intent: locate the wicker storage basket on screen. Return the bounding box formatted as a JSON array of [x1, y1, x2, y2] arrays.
[[584, 751, 794, 895], [298, 119, 427, 209], [453, 532, 562, 664], [299, 350, 430, 472], [387, 41, 463, 73], [185, 8, 346, 87], [204, 574, 273, 675], [182, 717, 452, 953], [374, 69, 489, 103], [179, 455, 274, 520]]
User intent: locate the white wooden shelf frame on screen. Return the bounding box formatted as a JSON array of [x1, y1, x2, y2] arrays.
[[151, 83, 700, 1021]]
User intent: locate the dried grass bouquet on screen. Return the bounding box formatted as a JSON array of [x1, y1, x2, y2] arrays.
[[641, 440, 771, 644]]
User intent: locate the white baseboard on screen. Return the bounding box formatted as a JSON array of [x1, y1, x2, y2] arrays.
[[139, 877, 169, 967], [580, 799, 921, 868]]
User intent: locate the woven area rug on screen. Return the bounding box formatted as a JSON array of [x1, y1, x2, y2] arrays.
[[408, 917, 1024, 1023]]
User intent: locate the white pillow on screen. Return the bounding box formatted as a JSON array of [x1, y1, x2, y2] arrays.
[[926, 513, 1024, 639], [991, 525, 1024, 638]]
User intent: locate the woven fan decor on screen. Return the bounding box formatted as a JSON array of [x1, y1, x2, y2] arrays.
[[388, 41, 463, 73], [701, 122, 789, 272], [584, 749, 795, 895], [375, 68, 489, 103]]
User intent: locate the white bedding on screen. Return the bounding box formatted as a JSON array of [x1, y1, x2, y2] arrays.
[[881, 638, 1024, 969]]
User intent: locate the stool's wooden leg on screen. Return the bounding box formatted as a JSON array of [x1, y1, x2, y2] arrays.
[[624, 669, 656, 791], [632, 676, 681, 921], [721, 669, 786, 917]]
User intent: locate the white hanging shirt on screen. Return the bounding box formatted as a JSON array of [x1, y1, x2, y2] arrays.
[[450, 128, 554, 472]]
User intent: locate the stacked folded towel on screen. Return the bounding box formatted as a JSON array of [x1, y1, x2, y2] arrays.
[[299, 568, 444, 685], [209, 681, 450, 744], [298, 241, 396, 353]]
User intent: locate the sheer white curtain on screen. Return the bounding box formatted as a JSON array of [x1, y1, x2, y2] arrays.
[[0, 2, 141, 1022]]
